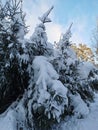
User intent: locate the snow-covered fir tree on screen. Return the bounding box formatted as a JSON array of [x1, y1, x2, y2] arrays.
[[26, 7, 69, 129], [52, 23, 95, 118], [0, 0, 28, 113]]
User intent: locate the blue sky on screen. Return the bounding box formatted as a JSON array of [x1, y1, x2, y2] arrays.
[[52, 0, 98, 45], [23, 0, 98, 46]]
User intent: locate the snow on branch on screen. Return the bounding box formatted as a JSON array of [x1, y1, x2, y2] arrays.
[[33, 56, 59, 90], [28, 56, 68, 122], [38, 6, 54, 23]]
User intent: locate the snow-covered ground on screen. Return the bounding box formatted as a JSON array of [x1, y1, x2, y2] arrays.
[[0, 94, 98, 130], [52, 93, 98, 130], [0, 100, 27, 130]]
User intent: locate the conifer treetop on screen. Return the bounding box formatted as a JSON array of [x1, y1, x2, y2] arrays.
[[38, 6, 54, 23], [65, 22, 73, 35], [62, 22, 73, 41]]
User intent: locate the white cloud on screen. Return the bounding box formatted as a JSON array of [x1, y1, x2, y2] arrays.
[[46, 23, 63, 43]]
